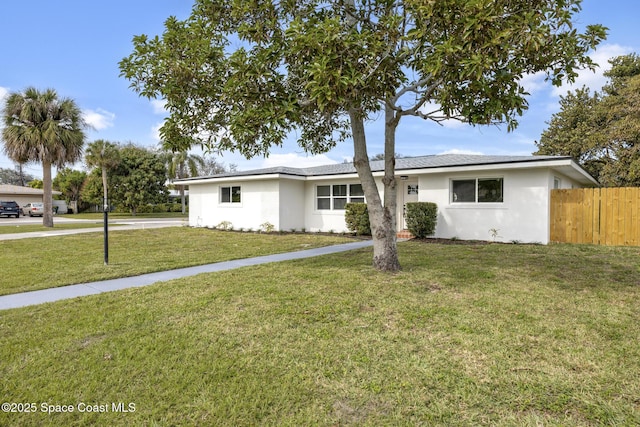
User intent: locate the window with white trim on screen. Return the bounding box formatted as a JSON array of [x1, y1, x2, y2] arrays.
[[220, 186, 241, 204], [451, 178, 503, 203], [316, 184, 365, 210]]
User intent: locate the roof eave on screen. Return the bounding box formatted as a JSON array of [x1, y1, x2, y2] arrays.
[[174, 173, 306, 185]]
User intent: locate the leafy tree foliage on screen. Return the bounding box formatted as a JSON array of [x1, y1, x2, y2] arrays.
[[0, 167, 35, 186], [110, 144, 169, 215], [28, 179, 43, 189], [1, 87, 86, 226], [80, 169, 104, 207], [53, 168, 87, 208], [82, 144, 169, 214], [536, 54, 640, 186], [120, 0, 605, 270]]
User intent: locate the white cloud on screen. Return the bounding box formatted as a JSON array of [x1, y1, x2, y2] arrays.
[[519, 71, 548, 95], [260, 153, 338, 168], [0, 87, 7, 132], [151, 99, 167, 115], [0, 86, 8, 103], [151, 121, 163, 143], [552, 43, 633, 96], [83, 108, 115, 130]]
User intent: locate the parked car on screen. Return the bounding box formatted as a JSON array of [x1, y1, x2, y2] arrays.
[[0, 200, 21, 218], [21, 202, 45, 217]]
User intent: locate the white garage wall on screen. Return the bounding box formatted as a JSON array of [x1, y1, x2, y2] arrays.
[[189, 179, 304, 231], [278, 179, 305, 231], [188, 180, 281, 230], [187, 184, 206, 227]]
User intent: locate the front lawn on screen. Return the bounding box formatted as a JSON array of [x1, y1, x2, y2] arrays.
[[0, 228, 354, 295], [1, 241, 638, 425]]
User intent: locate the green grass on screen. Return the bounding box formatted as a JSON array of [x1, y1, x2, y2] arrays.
[[0, 228, 354, 295], [1, 241, 638, 425]]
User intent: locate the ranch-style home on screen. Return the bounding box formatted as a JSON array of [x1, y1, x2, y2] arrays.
[[0, 184, 61, 207], [175, 154, 598, 244]]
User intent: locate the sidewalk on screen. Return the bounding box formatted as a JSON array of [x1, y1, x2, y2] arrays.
[[0, 240, 373, 310], [0, 218, 186, 240]]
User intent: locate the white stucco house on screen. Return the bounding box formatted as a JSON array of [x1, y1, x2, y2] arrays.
[[175, 154, 598, 244]]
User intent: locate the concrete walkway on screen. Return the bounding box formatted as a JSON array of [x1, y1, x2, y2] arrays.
[[0, 218, 186, 241], [0, 240, 373, 310]]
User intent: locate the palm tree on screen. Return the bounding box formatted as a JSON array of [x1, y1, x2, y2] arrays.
[[164, 150, 205, 214], [1, 87, 86, 227], [85, 140, 121, 211]]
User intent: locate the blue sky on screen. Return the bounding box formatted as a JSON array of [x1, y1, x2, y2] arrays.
[[0, 1, 638, 178]]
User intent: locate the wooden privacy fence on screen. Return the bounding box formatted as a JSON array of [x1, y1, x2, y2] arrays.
[[550, 187, 640, 246]]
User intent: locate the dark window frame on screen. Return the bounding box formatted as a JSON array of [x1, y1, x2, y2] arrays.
[[220, 185, 242, 204], [451, 178, 504, 203]]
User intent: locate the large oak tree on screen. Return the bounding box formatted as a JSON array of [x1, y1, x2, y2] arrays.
[[120, 0, 605, 271], [536, 54, 640, 186]]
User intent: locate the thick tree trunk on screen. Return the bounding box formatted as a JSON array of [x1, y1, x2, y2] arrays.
[[349, 107, 400, 272], [42, 161, 54, 228]]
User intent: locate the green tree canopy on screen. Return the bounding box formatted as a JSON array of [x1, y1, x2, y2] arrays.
[[1, 87, 87, 226], [110, 144, 169, 215], [536, 54, 640, 186], [80, 169, 104, 207], [120, 0, 606, 270], [53, 168, 87, 203], [28, 179, 43, 189]]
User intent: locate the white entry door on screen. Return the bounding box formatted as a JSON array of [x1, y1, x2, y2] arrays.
[[398, 181, 419, 230]]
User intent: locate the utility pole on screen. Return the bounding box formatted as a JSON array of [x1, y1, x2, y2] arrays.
[[16, 164, 25, 186]]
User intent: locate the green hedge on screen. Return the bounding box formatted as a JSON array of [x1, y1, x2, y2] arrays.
[[405, 202, 437, 238], [345, 203, 371, 236]]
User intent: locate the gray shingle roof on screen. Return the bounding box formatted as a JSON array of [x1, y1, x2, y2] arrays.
[[0, 184, 61, 195], [177, 154, 572, 182]]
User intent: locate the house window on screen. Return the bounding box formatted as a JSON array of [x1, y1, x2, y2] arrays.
[[333, 184, 347, 210], [316, 183, 366, 210], [221, 186, 241, 203], [349, 184, 365, 203], [451, 178, 503, 203], [407, 184, 419, 195], [554, 177, 561, 189]]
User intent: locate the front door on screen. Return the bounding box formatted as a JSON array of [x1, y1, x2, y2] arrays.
[[397, 180, 419, 230]]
